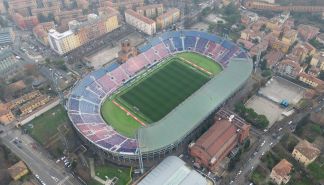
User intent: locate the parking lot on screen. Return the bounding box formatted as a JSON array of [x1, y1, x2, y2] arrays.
[[86, 32, 145, 69], [258, 76, 306, 104], [245, 95, 284, 127]]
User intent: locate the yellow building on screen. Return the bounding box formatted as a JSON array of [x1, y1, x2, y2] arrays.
[[0, 103, 15, 125], [136, 4, 163, 18], [8, 161, 29, 181], [20, 95, 50, 115], [270, 159, 292, 185], [282, 29, 297, 46], [49, 13, 120, 55], [310, 52, 324, 71], [156, 8, 180, 30], [299, 72, 324, 88], [292, 140, 320, 166], [8, 90, 41, 109], [266, 19, 281, 31], [272, 39, 290, 53]]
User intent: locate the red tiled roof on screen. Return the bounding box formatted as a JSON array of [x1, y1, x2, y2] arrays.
[[294, 140, 320, 160], [299, 72, 324, 85], [156, 8, 180, 20], [272, 159, 292, 177], [125, 9, 155, 24], [136, 4, 163, 11]]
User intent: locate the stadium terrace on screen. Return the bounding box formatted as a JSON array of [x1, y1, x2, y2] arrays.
[[67, 30, 253, 163]]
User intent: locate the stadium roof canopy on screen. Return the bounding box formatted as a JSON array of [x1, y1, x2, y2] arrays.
[[138, 156, 209, 185], [138, 57, 253, 153]]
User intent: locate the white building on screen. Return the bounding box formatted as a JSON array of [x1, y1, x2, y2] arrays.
[[125, 9, 156, 35]]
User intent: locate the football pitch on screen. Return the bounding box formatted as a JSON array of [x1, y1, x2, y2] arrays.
[[101, 52, 222, 137]]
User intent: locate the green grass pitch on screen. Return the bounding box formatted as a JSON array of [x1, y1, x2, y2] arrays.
[[119, 58, 210, 122], [23, 105, 69, 145], [101, 52, 222, 137]]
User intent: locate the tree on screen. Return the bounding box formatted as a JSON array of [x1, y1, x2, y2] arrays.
[[3, 1, 9, 10], [319, 71, 324, 81], [243, 139, 250, 150], [222, 2, 241, 24], [201, 7, 211, 16], [0, 16, 8, 27], [37, 13, 48, 23], [260, 59, 268, 70], [47, 13, 54, 22], [208, 24, 215, 33], [82, 8, 89, 15], [183, 18, 191, 29]]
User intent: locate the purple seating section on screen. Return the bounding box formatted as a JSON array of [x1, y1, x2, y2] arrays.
[[68, 31, 245, 154]]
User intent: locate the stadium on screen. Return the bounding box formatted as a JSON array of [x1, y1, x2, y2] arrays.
[[67, 30, 253, 164]]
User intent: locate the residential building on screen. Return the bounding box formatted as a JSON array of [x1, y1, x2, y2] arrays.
[[292, 139, 320, 166], [8, 0, 36, 17], [33, 22, 55, 46], [259, 0, 275, 3], [8, 90, 41, 109], [99, 0, 144, 10], [266, 12, 289, 32], [277, 59, 302, 79], [264, 49, 284, 68], [0, 103, 15, 125], [8, 161, 29, 181], [156, 8, 180, 30], [299, 72, 324, 88], [136, 4, 163, 18], [270, 159, 292, 185], [250, 17, 268, 32], [308, 66, 320, 77], [20, 95, 50, 115], [237, 39, 255, 50], [0, 0, 6, 14], [138, 156, 209, 185], [297, 24, 320, 41], [282, 29, 297, 46], [12, 13, 39, 30], [249, 41, 268, 57], [316, 33, 324, 44], [189, 109, 250, 171], [240, 29, 262, 42], [310, 52, 324, 70], [125, 9, 156, 35], [272, 39, 290, 53], [55, 9, 85, 31], [0, 27, 15, 45], [290, 43, 316, 63], [240, 11, 259, 25], [49, 13, 119, 55], [0, 49, 24, 79]]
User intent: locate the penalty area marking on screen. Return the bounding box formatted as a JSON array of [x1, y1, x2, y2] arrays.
[[112, 100, 147, 127], [179, 57, 213, 76]]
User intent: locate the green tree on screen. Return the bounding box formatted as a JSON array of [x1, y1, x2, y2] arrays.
[[208, 24, 215, 33], [37, 13, 47, 23], [260, 59, 268, 70], [222, 2, 241, 24], [201, 7, 211, 16], [319, 71, 324, 81], [47, 13, 55, 22]]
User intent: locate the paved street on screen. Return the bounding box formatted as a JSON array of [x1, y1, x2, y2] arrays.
[[226, 95, 324, 185], [0, 126, 82, 185]]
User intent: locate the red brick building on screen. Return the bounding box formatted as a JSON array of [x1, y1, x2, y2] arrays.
[[189, 109, 250, 171]]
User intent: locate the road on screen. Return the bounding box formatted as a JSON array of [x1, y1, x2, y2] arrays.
[[0, 126, 82, 185], [227, 95, 324, 185]]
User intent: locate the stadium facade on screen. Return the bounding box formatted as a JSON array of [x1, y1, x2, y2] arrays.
[[67, 30, 253, 165]]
